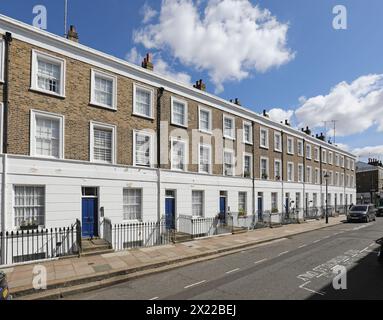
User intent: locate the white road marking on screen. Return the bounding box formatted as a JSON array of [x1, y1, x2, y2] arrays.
[[313, 240, 321, 243], [323, 236, 330, 239], [298, 244, 307, 248], [299, 281, 325, 296], [149, 297, 159, 300], [278, 251, 289, 256], [254, 258, 267, 265], [226, 268, 240, 274], [184, 280, 206, 289]]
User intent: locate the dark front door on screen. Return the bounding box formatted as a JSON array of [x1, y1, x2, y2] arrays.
[[258, 196, 263, 221], [82, 198, 98, 238], [219, 196, 227, 223], [165, 194, 176, 230]]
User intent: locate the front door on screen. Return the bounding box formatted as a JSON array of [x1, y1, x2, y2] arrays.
[[165, 191, 176, 230], [257, 194, 263, 221], [219, 196, 227, 223], [81, 187, 99, 238]]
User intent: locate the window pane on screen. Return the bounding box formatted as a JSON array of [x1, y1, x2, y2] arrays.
[[14, 186, 45, 227], [135, 88, 151, 117], [94, 75, 113, 107], [35, 116, 60, 158], [199, 146, 210, 173], [173, 101, 186, 125], [239, 192, 247, 213], [192, 191, 203, 217], [37, 59, 61, 94], [123, 189, 142, 220], [172, 140, 186, 170], [224, 152, 233, 176], [135, 133, 151, 166], [224, 118, 234, 137], [200, 110, 210, 131], [94, 128, 112, 163]]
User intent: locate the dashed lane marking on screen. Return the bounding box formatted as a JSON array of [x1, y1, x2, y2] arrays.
[[184, 280, 206, 289], [254, 259, 267, 265], [149, 297, 159, 300], [226, 268, 240, 274], [278, 251, 289, 256]]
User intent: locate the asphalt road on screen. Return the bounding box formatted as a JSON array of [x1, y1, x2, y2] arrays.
[[65, 218, 383, 300]]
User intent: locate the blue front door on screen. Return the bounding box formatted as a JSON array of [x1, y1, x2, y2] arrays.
[[165, 197, 175, 230], [82, 198, 98, 238], [258, 197, 263, 220], [219, 197, 226, 223]]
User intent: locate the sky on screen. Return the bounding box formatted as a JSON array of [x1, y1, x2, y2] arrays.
[[0, 0, 383, 161]]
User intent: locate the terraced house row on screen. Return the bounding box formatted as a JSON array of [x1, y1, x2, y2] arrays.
[[0, 15, 356, 238]]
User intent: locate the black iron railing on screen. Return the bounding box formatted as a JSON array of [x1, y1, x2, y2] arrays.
[[0, 221, 81, 266], [111, 221, 172, 251]]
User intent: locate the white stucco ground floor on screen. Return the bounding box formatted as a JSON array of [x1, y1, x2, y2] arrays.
[[0, 155, 356, 233]]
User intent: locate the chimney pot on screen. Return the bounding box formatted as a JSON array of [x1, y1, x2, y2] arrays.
[[142, 53, 154, 71], [67, 25, 79, 42], [193, 79, 206, 91]]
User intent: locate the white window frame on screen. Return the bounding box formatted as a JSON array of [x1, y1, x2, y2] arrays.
[[133, 83, 154, 119], [274, 132, 282, 152], [90, 69, 117, 110], [192, 190, 204, 218], [298, 164, 304, 183], [306, 144, 312, 160], [315, 168, 320, 184], [260, 157, 269, 180], [274, 159, 282, 181], [314, 147, 320, 162], [335, 154, 339, 166], [223, 115, 235, 140], [170, 137, 188, 171], [198, 106, 212, 134], [306, 166, 312, 184], [171, 96, 188, 127], [322, 150, 327, 164], [133, 130, 154, 168], [243, 153, 253, 178], [30, 110, 65, 159], [0, 39, 4, 83], [243, 121, 253, 145], [223, 149, 235, 176], [287, 162, 294, 182], [340, 156, 345, 168], [13, 185, 46, 229], [297, 140, 304, 157], [31, 49, 66, 98], [123, 188, 143, 222], [260, 127, 269, 149], [90, 121, 117, 164], [287, 137, 294, 155], [328, 152, 333, 165], [198, 143, 212, 174], [238, 192, 248, 214]]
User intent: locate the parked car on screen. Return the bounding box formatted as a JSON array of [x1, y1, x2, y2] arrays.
[[0, 271, 10, 300], [347, 204, 377, 223], [377, 206, 383, 217]]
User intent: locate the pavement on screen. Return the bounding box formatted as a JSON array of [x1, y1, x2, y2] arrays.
[[66, 217, 383, 300], [1, 216, 349, 300]]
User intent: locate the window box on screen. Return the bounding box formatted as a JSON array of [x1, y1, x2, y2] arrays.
[[19, 223, 39, 231]]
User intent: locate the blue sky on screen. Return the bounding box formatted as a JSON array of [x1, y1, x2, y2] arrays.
[[1, 0, 383, 160]]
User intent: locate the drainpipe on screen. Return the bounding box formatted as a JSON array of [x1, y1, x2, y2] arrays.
[[252, 121, 256, 219], [303, 139, 306, 220], [156, 87, 165, 223], [2, 32, 12, 154], [319, 146, 323, 214], [1, 155, 7, 264], [281, 131, 284, 220]]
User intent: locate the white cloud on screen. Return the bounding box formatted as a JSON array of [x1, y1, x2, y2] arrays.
[[352, 145, 383, 160], [125, 47, 192, 85], [140, 3, 157, 24], [268, 108, 294, 124], [133, 0, 294, 93], [295, 74, 383, 137], [125, 47, 141, 64]]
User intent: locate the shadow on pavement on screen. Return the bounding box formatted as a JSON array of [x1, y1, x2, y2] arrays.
[[307, 250, 383, 300]]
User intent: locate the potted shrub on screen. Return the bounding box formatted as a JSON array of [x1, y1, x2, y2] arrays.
[[262, 173, 268, 180], [238, 208, 247, 218], [19, 219, 39, 231], [271, 208, 279, 214], [244, 171, 251, 178]]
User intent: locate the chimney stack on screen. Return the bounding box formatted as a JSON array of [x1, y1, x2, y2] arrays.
[[285, 119, 290, 126], [193, 79, 206, 91], [234, 98, 241, 106], [303, 126, 311, 135], [67, 25, 79, 43], [142, 53, 154, 71], [263, 110, 269, 118]]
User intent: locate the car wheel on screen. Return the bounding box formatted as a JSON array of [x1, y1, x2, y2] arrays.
[[365, 216, 369, 223]]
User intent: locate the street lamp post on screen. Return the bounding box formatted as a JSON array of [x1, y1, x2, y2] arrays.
[[324, 173, 330, 224]]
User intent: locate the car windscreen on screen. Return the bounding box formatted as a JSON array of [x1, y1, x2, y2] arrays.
[[350, 206, 368, 211]]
